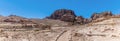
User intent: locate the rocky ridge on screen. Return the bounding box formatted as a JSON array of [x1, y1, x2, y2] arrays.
[[0, 15, 51, 31], [47, 9, 114, 25]]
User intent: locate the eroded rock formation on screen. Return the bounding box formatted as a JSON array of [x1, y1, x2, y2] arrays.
[[75, 16, 84, 24], [47, 9, 76, 22], [91, 11, 113, 20], [0, 15, 51, 31], [60, 13, 76, 22], [47, 9, 114, 25]]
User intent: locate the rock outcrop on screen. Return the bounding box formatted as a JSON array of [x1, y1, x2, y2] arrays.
[[91, 11, 113, 20], [75, 16, 92, 24], [75, 16, 84, 24], [47, 9, 90, 24], [47, 9, 76, 22], [4, 15, 29, 23], [60, 13, 76, 22], [47, 9, 115, 25], [0, 15, 51, 31]]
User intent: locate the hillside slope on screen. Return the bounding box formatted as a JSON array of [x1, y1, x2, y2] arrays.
[[0, 9, 120, 41], [72, 17, 120, 41], [0, 16, 120, 41]]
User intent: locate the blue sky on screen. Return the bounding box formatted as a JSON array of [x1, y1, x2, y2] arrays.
[[0, 0, 120, 18]]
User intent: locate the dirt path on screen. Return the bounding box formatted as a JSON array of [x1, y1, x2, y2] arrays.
[[56, 30, 71, 41], [55, 25, 86, 41]]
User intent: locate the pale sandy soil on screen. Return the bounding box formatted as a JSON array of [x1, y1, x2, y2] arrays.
[[0, 17, 120, 41]]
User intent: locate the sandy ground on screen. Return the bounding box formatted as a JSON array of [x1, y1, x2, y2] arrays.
[[0, 18, 120, 41]]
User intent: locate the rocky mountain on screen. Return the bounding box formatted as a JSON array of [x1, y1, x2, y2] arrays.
[[47, 9, 76, 22], [47, 9, 114, 25], [0, 9, 120, 41]]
